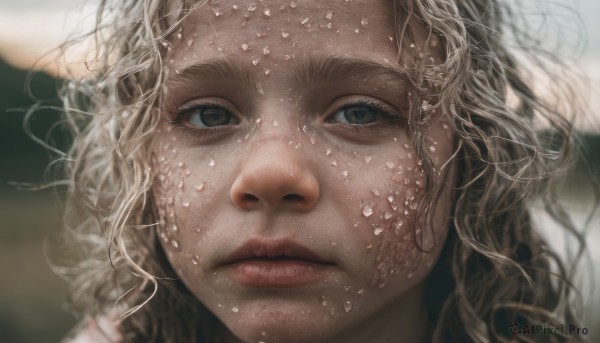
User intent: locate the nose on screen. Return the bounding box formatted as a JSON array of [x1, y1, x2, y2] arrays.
[[230, 148, 320, 212]]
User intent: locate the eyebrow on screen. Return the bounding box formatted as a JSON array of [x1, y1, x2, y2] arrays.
[[165, 56, 409, 90]]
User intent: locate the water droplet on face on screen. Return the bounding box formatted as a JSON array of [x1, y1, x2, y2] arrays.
[[177, 180, 184, 189], [263, 8, 271, 16], [232, 4, 239, 10], [241, 43, 249, 51], [325, 11, 333, 20], [248, 4, 257, 11], [384, 212, 393, 220], [429, 145, 436, 152], [213, 8, 222, 17], [256, 82, 264, 95], [361, 204, 374, 217], [383, 57, 389, 63], [232, 307, 239, 312], [320, 296, 328, 306], [360, 18, 368, 27], [167, 196, 174, 205], [364, 155, 372, 163], [374, 226, 384, 235], [264, 68, 271, 75], [341, 170, 348, 177], [385, 161, 394, 169], [191, 256, 198, 265], [281, 31, 290, 38], [371, 189, 380, 197], [171, 239, 180, 249], [326, 22, 333, 29], [442, 123, 449, 130], [262, 46, 270, 55], [183, 201, 190, 208], [177, 161, 184, 168], [290, 1, 297, 8], [252, 58, 260, 66], [410, 43, 416, 48], [407, 272, 414, 279], [326, 148, 332, 156], [176, 32, 182, 40], [354, 28, 360, 34], [208, 158, 215, 167], [300, 17, 309, 25], [344, 301, 353, 312], [195, 183, 204, 192], [330, 160, 338, 166]]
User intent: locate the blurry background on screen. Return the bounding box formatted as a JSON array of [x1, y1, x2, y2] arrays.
[[0, 0, 598, 342]]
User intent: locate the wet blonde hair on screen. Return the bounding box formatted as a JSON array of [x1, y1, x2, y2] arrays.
[[51, 0, 591, 342]]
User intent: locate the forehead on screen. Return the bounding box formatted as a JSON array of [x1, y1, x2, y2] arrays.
[[169, 0, 398, 64]]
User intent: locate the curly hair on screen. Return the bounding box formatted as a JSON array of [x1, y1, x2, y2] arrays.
[[49, 0, 591, 342]]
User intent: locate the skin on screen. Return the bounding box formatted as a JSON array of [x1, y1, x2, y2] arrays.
[[152, 1, 454, 342]]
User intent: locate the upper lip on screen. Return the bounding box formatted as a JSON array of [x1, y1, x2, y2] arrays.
[[221, 238, 333, 265]]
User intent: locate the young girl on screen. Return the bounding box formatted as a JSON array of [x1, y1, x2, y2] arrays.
[[54, 0, 591, 342]]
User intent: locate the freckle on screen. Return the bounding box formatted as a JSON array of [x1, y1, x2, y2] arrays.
[[208, 158, 215, 167]]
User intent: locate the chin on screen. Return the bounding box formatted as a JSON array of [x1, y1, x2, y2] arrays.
[[223, 306, 338, 343]]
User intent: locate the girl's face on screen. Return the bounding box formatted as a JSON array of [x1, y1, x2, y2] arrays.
[[152, 0, 453, 342]]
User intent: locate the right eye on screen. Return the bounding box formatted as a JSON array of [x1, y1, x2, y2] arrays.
[[186, 107, 237, 128]]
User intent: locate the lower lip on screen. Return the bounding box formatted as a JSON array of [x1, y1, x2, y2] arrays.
[[224, 258, 332, 288]]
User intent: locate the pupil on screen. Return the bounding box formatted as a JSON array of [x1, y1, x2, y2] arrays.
[[346, 106, 377, 124]]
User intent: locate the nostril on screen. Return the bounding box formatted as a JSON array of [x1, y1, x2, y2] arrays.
[[282, 194, 305, 203], [243, 194, 260, 203]]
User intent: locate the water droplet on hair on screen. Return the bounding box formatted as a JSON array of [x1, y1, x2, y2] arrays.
[[360, 18, 368, 27], [232, 307, 239, 312], [325, 11, 333, 20], [248, 4, 257, 11], [361, 204, 374, 217], [300, 17, 309, 25], [263, 8, 271, 16], [195, 183, 204, 192], [241, 43, 249, 51], [281, 31, 290, 38], [208, 158, 215, 167], [344, 301, 353, 312]]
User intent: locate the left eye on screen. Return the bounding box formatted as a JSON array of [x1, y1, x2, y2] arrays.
[[187, 107, 237, 128], [329, 105, 381, 125]]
